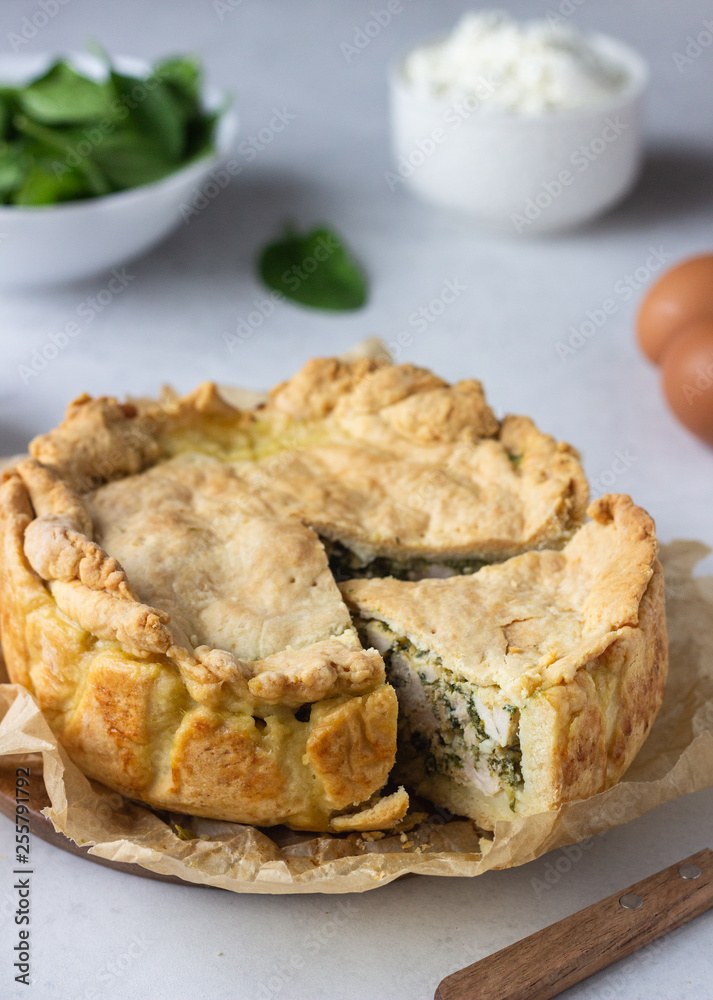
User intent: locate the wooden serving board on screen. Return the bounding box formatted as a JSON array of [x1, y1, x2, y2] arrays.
[[0, 768, 196, 887]]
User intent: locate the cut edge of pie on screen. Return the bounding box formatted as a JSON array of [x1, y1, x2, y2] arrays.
[[340, 494, 668, 831]]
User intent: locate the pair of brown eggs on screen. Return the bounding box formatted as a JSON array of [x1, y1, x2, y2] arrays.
[[637, 254, 713, 447]]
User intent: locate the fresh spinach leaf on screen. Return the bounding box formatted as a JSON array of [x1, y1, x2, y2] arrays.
[[13, 114, 111, 195], [12, 163, 89, 205], [18, 61, 115, 124], [258, 225, 368, 311], [0, 92, 16, 140], [91, 130, 175, 187], [0, 143, 25, 195], [184, 108, 220, 161], [110, 70, 186, 162], [155, 56, 202, 108]]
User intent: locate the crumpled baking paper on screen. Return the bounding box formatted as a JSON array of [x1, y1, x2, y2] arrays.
[[1, 540, 712, 894]]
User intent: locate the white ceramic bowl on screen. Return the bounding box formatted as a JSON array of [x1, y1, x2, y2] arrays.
[[389, 33, 648, 234], [0, 53, 237, 286]]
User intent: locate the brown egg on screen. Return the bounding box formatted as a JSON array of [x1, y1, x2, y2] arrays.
[[661, 320, 713, 446], [637, 254, 713, 363]]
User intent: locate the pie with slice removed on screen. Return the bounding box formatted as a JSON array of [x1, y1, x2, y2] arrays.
[[0, 354, 665, 833], [341, 494, 667, 830]]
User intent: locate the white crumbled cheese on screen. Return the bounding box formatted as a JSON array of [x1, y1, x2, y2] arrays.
[[462, 722, 479, 750], [473, 694, 519, 746], [463, 754, 501, 796], [403, 10, 629, 114], [364, 622, 393, 656], [388, 650, 440, 736], [365, 621, 522, 797], [448, 689, 472, 729], [418, 661, 438, 684]]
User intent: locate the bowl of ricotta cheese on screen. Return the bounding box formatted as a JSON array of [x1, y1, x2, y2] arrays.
[[389, 11, 648, 233]]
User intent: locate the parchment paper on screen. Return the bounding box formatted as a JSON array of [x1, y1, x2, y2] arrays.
[[0, 541, 712, 894]]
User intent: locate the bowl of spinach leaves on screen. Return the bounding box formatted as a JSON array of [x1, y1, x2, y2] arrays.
[[0, 51, 236, 285]]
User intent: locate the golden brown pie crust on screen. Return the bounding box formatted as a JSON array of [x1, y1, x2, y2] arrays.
[[0, 356, 664, 833]]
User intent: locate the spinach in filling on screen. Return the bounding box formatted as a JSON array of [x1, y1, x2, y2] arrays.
[[415, 668, 523, 805], [366, 621, 524, 808], [324, 538, 486, 583]]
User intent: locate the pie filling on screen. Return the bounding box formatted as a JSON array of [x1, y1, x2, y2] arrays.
[[324, 538, 486, 583], [360, 620, 523, 808]]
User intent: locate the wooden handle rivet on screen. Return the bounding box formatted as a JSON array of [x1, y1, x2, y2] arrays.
[[619, 893, 644, 909], [679, 865, 702, 880]]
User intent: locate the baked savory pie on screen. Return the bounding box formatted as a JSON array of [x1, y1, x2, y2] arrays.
[[342, 494, 666, 829], [0, 354, 666, 832]]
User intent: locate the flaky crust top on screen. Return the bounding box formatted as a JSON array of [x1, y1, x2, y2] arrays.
[[340, 494, 658, 703], [26, 357, 588, 564], [0, 354, 665, 833], [8, 355, 594, 706]]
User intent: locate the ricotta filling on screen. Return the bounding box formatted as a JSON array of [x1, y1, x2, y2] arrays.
[[363, 620, 523, 806], [403, 11, 630, 113]]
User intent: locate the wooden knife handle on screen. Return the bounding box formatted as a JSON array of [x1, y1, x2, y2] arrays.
[[435, 847, 713, 1000]]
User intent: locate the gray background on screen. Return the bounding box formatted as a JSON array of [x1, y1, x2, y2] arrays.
[[1, 1, 712, 997]]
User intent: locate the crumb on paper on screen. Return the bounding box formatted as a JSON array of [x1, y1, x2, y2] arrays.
[[392, 811, 429, 835], [356, 830, 388, 849]]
